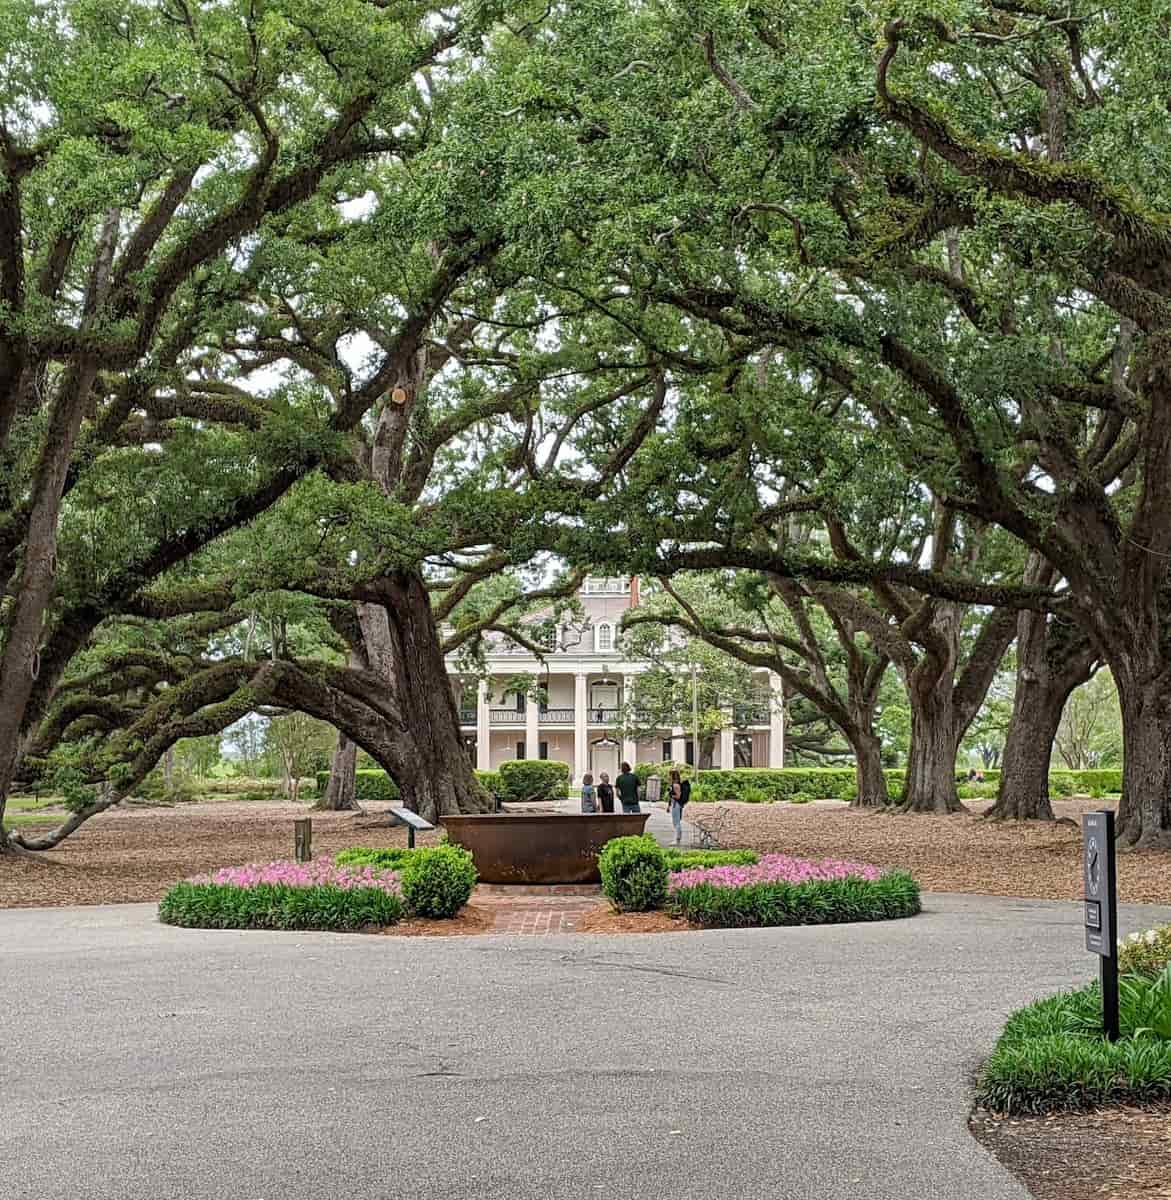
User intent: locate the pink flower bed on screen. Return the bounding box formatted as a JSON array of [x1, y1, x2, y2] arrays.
[[189, 857, 401, 896], [668, 854, 884, 892]]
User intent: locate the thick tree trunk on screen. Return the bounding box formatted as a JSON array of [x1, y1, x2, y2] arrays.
[[988, 605, 1096, 820], [902, 680, 963, 813], [849, 730, 889, 808], [316, 733, 359, 811], [1115, 672, 1171, 849], [990, 698, 1061, 821], [358, 570, 489, 823]]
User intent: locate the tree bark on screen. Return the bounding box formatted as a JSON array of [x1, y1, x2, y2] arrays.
[[1114, 670, 1171, 849], [317, 733, 359, 811], [850, 730, 889, 808], [988, 603, 1096, 821], [901, 673, 963, 813], [357, 570, 489, 823]]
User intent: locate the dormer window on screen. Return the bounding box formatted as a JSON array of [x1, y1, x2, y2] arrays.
[[594, 622, 613, 652]]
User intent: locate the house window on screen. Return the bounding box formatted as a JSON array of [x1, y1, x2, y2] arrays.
[[594, 622, 613, 652], [662, 740, 672, 762], [539, 741, 548, 760], [685, 740, 695, 766], [515, 691, 525, 713], [516, 741, 525, 760]]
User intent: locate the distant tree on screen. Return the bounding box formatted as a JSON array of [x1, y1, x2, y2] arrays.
[[1056, 674, 1123, 772]]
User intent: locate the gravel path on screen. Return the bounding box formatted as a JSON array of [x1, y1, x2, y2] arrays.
[[3, 894, 1171, 1200]]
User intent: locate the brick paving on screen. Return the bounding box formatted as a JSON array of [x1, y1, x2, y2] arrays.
[[473, 884, 604, 935]]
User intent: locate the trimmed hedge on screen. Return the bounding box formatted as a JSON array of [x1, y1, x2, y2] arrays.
[[475, 769, 503, 798], [976, 973, 1171, 1113], [599, 835, 669, 912], [498, 759, 569, 802], [314, 768, 400, 802], [661, 849, 758, 871], [399, 845, 478, 918], [158, 881, 403, 930]]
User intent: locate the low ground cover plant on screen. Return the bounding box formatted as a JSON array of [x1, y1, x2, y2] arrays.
[[660, 848, 758, 871], [335, 846, 417, 870], [159, 859, 403, 931], [398, 845, 478, 918], [976, 967, 1171, 1113], [599, 836, 668, 912], [666, 855, 920, 928]]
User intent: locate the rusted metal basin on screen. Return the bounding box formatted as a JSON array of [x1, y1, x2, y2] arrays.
[[440, 812, 651, 884]]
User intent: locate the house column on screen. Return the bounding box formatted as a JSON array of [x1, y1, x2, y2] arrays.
[[525, 688, 540, 760], [769, 672, 785, 768], [621, 674, 637, 768], [574, 672, 588, 783], [476, 679, 490, 771], [720, 723, 735, 770], [671, 726, 686, 764]]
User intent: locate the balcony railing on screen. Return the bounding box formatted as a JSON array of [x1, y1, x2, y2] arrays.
[[587, 707, 621, 724], [539, 707, 575, 724], [458, 708, 476, 725], [733, 706, 770, 726], [489, 709, 524, 724]]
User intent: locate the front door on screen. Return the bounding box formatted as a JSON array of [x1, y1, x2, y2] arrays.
[[591, 740, 620, 780]]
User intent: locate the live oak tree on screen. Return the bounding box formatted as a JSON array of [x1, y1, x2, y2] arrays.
[[527, 0, 1171, 844]]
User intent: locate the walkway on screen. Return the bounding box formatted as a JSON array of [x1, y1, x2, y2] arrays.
[[4, 894, 1170, 1199]]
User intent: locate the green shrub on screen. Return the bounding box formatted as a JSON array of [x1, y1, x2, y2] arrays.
[[1073, 768, 1123, 795], [1049, 771, 1076, 797], [498, 759, 569, 802], [789, 791, 814, 805], [314, 768, 400, 802], [399, 845, 478, 917], [158, 882, 402, 930], [599, 835, 669, 912], [666, 871, 921, 928], [688, 783, 714, 803], [741, 785, 768, 804], [335, 846, 417, 870], [661, 849, 758, 871], [474, 769, 503, 798], [976, 971, 1171, 1113], [633, 762, 694, 787], [1119, 926, 1171, 977]]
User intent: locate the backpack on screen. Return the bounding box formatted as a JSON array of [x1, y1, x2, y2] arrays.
[[678, 778, 691, 807]]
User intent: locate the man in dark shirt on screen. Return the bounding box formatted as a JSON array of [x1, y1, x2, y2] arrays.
[[615, 762, 641, 813]]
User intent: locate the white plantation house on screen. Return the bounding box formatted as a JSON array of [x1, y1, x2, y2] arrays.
[[445, 576, 784, 783]]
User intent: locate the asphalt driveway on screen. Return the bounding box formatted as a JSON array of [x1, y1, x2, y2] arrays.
[[3, 893, 1169, 1200]]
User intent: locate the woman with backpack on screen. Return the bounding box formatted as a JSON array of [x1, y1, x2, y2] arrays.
[[667, 769, 690, 845]]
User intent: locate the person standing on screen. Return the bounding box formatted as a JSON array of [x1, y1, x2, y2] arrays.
[[667, 768, 690, 845], [615, 762, 641, 813], [581, 772, 598, 813], [597, 772, 615, 814]]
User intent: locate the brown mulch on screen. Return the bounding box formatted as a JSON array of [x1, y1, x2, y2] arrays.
[[574, 907, 690, 934], [2, 795, 1169, 909], [382, 903, 498, 937], [0, 801, 441, 908], [686, 798, 1171, 904], [971, 1107, 1171, 1199]]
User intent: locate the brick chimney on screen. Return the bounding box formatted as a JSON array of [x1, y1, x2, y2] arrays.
[[629, 576, 639, 608]]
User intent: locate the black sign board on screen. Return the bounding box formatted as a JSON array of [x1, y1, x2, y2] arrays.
[[390, 806, 435, 848], [1082, 809, 1120, 1040]]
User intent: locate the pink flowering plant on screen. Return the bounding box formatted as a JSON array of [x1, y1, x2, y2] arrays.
[[665, 853, 920, 928], [160, 856, 404, 931]]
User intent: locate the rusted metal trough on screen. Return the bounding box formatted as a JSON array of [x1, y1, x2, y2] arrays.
[[440, 812, 650, 884]]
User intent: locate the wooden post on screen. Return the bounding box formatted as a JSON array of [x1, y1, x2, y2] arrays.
[[294, 818, 313, 862]]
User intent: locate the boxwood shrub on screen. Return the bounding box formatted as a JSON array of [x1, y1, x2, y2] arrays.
[[599, 835, 669, 912], [976, 971, 1171, 1113], [158, 881, 403, 930], [475, 769, 503, 798], [667, 871, 921, 928], [399, 845, 478, 918], [498, 759, 569, 802]]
